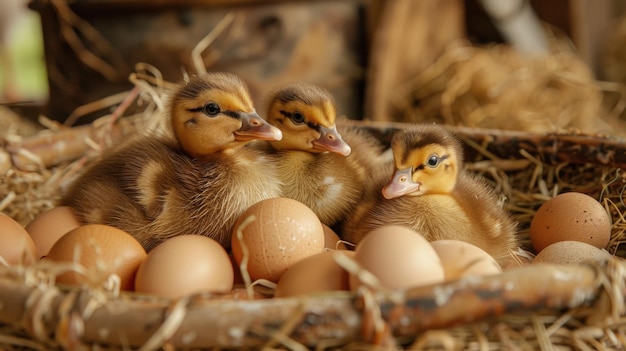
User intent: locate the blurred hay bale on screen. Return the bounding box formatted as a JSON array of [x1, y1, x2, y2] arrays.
[[387, 39, 626, 136]]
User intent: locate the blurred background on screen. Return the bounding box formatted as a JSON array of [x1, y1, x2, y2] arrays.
[[3, 0, 626, 135]]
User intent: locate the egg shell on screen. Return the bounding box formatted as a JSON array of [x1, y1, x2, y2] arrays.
[[0, 213, 37, 265], [275, 250, 353, 297], [532, 240, 612, 265], [25, 206, 82, 259], [135, 235, 233, 298], [530, 192, 611, 253], [500, 248, 535, 270], [231, 197, 325, 283], [45, 224, 146, 290], [350, 225, 445, 291], [430, 239, 501, 280], [322, 224, 347, 250]]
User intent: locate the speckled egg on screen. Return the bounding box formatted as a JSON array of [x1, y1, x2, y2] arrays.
[[532, 240, 612, 265], [231, 197, 325, 283], [530, 192, 611, 253]]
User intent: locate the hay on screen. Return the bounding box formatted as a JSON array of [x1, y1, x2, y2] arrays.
[[3, 86, 626, 348], [390, 39, 626, 137]]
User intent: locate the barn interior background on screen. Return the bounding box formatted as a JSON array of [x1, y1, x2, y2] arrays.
[[3, 0, 626, 133]]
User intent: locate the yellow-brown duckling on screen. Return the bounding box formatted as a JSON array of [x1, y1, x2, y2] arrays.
[[61, 72, 283, 251], [262, 82, 387, 228], [341, 124, 518, 264]]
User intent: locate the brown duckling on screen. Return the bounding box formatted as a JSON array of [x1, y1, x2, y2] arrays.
[[61, 72, 283, 251], [341, 124, 518, 264], [262, 82, 387, 228]]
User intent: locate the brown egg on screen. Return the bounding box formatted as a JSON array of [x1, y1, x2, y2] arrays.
[[530, 192, 611, 253], [231, 197, 325, 283], [275, 250, 353, 297], [322, 224, 347, 250], [532, 241, 612, 265], [349, 225, 444, 291], [135, 235, 233, 298], [45, 224, 146, 290], [431, 240, 501, 281], [0, 213, 37, 265], [25, 206, 82, 259]]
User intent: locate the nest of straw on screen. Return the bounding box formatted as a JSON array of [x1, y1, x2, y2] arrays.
[[2, 72, 626, 349], [389, 39, 626, 138]]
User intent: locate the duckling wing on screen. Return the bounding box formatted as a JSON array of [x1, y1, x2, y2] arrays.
[[61, 137, 178, 236]]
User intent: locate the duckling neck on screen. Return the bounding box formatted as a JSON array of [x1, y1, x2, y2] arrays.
[[278, 149, 318, 165]]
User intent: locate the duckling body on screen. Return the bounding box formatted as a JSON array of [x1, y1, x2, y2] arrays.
[[262, 82, 386, 227], [62, 73, 283, 251], [342, 124, 518, 264]]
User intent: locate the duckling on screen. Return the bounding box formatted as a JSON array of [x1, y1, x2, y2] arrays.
[[341, 124, 518, 264], [262, 82, 387, 228], [61, 72, 283, 251]]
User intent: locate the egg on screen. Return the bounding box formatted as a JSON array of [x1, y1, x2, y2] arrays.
[[532, 240, 612, 265], [231, 197, 325, 283], [530, 192, 611, 253], [322, 224, 347, 250], [25, 206, 82, 259], [275, 250, 353, 297], [430, 239, 501, 280], [349, 225, 445, 291], [0, 213, 37, 265], [135, 235, 233, 298], [500, 248, 534, 270], [45, 224, 147, 290]]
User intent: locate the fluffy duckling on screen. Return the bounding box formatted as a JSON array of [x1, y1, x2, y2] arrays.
[[341, 124, 518, 264], [61, 72, 283, 251], [262, 82, 387, 228]]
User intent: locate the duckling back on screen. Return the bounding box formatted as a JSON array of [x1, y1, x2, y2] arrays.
[[62, 137, 281, 251]]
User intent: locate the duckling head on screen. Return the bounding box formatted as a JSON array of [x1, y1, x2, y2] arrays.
[[383, 126, 463, 199], [264, 82, 351, 156], [169, 72, 282, 158]]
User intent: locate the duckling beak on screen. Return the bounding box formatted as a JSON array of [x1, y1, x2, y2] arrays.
[[312, 125, 352, 156], [235, 112, 283, 141], [382, 167, 420, 199]]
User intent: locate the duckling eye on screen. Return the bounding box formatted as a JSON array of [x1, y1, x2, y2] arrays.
[[203, 103, 221, 116], [426, 155, 439, 167], [290, 112, 306, 124]]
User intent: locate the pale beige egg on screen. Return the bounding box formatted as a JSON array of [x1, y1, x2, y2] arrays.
[[430, 239, 501, 281], [322, 224, 347, 250], [349, 225, 444, 291], [0, 213, 37, 265], [275, 250, 353, 297], [25, 206, 82, 259], [135, 235, 233, 298], [532, 240, 612, 265]]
